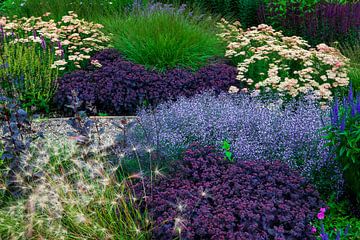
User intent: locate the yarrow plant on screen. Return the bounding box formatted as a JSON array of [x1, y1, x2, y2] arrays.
[[0, 11, 110, 71], [217, 19, 350, 104]]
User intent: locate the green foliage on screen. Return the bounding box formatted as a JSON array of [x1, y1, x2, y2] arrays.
[[339, 41, 360, 65], [348, 67, 360, 92], [221, 139, 234, 162], [338, 41, 360, 91], [0, 41, 58, 112], [325, 105, 360, 204], [312, 195, 360, 239], [263, 0, 321, 16], [101, 10, 224, 71], [177, 0, 262, 27], [0, 0, 133, 21]]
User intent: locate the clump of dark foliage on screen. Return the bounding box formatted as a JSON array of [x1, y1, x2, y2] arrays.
[[135, 144, 322, 240], [0, 96, 43, 197], [54, 49, 239, 115]]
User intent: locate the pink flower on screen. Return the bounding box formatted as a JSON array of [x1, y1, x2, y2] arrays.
[[317, 207, 326, 220], [311, 226, 317, 234]]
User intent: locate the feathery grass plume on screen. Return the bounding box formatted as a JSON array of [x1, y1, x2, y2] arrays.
[[0, 136, 152, 239]]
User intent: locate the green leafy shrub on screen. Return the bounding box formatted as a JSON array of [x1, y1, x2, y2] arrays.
[[325, 86, 360, 204], [0, 41, 58, 112], [102, 7, 224, 71]]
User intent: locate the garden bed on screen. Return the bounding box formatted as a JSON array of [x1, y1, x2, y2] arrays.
[[1, 0, 360, 239]]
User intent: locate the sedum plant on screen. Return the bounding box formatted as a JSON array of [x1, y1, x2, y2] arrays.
[[218, 19, 350, 104], [0, 40, 58, 111], [134, 144, 322, 239]]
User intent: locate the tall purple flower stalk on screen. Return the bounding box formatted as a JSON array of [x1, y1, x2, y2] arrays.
[[57, 41, 64, 58], [259, 1, 360, 44], [331, 96, 339, 126], [40, 35, 46, 50]]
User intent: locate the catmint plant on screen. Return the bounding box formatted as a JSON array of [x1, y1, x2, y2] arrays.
[[131, 91, 345, 195]]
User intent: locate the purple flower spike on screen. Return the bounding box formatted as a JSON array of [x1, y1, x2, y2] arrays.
[[348, 83, 356, 117], [340, 112, 346, 131], [331, 96, 339, 126], [33, 29, 37, 39], [320, 224, 329, 240], [357, 93, 360, 114], [0, 25, 4, 39], [40, 35, 46, 50], [57, 40, 62, 50]]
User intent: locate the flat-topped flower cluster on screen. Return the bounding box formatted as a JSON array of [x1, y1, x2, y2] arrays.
[[217, 19, 350, 103], [0, 12, 110, 71]]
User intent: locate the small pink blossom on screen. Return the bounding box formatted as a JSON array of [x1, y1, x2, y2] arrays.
[[311, 226, 317, 234], [317, 207, 326, 220]]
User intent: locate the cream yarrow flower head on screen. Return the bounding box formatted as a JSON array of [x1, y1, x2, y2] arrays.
[[1, 12, 110, 71], [219, 19, 349, 102]]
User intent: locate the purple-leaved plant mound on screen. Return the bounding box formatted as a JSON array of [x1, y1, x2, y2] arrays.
[[135, 144, 322, 240], [54, 49, 239, 115]]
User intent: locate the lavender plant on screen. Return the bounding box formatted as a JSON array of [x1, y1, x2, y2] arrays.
[[130, 91, 344, 194]]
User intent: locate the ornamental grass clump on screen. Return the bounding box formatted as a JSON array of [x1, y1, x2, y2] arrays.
[[0, 137, 151, 240], [218, 19, 350, 104], [101, 3, 224, 71], [134, 144, 322, 239], [0, 12, 110, 72]]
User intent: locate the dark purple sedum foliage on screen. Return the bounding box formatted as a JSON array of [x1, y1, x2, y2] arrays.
[[54, 49, 238, 115], [135, 144, 322, 240]]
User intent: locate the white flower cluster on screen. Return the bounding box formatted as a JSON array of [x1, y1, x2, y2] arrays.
[[0, 12, 110, 70], [217, 19, 349, 103]]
